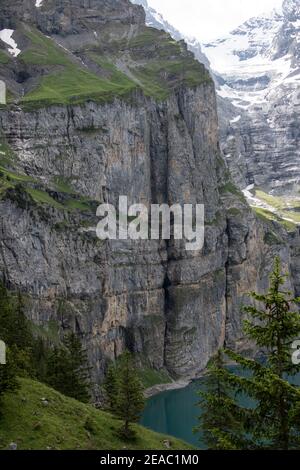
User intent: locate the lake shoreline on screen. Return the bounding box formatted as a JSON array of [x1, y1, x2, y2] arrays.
[[144, 370, 208, 398], [144, 360, 240, 398]]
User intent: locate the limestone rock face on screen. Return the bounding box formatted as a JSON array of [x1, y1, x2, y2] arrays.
[[0, 0, 298, 396], [1, 0, 145, 35], [0, 84, 228, 383]]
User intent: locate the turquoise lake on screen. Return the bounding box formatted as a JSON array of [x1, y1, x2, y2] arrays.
[[141, 371, 300, 448], [141, 380, 204, 448]]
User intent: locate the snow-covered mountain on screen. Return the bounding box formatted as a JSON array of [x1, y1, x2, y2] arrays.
[[204, 0, 300, 200], [203, 1, 299, 111]]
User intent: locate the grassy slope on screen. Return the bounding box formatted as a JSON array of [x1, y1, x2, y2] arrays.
[[138, 367, 172, 389], [219, 181, 247, 203], [13, 24, 211, 108], [20, 29, 138, 109], [131, 30, 210, 99], [0, 378, 194, 450], [0, 50, 10, 64], [255, 189, 300, 224], [0, 137, 96, 213], [0, 167, 95, 213], [253, 207, 297, 233], [249, 187, 300, 232]]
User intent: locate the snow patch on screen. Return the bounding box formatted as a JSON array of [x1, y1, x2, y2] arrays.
[[242, 184, 255, 200], [242, 184, 299, 224], [216, 52, 297, 110], [230, 115, 241, 124], [242, 185, 279, 213], [35, 0, 44, 7], [0, 29, 21, 57]]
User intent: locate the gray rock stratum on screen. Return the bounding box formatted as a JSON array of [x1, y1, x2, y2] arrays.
[[0, 0, 299, 397]]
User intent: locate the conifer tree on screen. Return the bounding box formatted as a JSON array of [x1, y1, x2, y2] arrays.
[[194, 350, 251, 449], [0, 347, 18, 413], [240, 257, 300, 449], [12, 293, 32, 350], [0, 286, 31, 350], [0, 285, 25, 412], [46, 346, 69, 395], [46, 332, 91, 403], [107, 351, 145, 438], [0, 285, 33, 375], [103, 362, 119, 413], [63, 332, 91, 403], [0, 283, 13, 343], [198, 258, 300, 450], [31, 337, 49, 383]]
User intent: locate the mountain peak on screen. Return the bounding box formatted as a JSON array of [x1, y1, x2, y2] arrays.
[[133, 0, 149, 7], [131, 0, 210, 68], [282, 0, 300, 21]]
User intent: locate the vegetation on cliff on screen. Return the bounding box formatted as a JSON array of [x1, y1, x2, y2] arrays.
[[2, 19, 211, 109], [0, 137, 97, 214]]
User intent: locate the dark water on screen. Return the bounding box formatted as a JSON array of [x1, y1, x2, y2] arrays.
[[141, 380, 204, 448], [141, 370, 300, 449]]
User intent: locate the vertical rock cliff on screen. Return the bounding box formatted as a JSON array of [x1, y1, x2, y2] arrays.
[[0, 0, 297, 396]]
